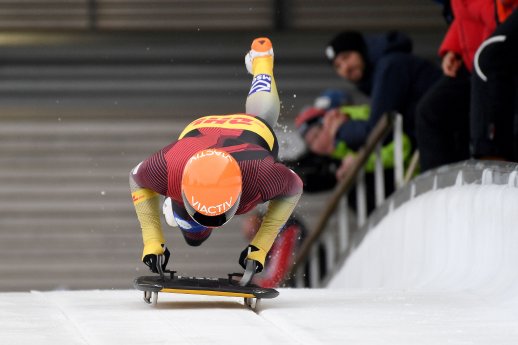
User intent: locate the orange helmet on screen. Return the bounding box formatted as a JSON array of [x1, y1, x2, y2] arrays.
[[181, 148, 242, 227]]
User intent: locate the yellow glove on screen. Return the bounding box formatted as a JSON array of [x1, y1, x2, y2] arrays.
[[142, 241, 170, 273], [142, 241, 165, 259], [239, 245, 267, 272]]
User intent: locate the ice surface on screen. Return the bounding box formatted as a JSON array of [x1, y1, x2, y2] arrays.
[[2, 184, 518, 344]]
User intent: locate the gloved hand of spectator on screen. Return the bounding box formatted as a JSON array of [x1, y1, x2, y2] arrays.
[[239, 245, 266, 273], [142, 242, 170, 273]]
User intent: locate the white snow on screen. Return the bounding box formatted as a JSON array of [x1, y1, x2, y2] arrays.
[[2, 184, 518, 344]]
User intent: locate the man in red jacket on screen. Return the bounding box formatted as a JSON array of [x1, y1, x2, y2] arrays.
[[129, 37, 303, 277], [471, 1, 518, 161], [416, 0, 497, 171]]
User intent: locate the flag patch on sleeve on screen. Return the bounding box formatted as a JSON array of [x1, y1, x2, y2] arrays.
[[248, 74, 272, 95]]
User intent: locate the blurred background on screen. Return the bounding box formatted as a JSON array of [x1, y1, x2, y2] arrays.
[[0, 0, 445, 291]]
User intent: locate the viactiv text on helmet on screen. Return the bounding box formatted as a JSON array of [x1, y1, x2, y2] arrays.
[[188, 148, 233, 162], [190, 195, 234, 215]]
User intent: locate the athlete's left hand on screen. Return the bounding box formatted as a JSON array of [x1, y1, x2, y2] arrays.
[[142, 242, 170, 273]]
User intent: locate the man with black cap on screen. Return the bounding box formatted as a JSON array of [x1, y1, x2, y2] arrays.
[[325, 30, 441, 153]]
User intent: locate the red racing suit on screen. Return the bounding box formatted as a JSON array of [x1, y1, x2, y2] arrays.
[[131, 113, 303, 269], [133, 114, 301, 215]]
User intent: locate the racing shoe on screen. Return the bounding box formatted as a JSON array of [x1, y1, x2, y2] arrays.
[[245, 37, 274, 75]]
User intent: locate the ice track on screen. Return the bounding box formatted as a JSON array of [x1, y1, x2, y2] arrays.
[[2, 184, 518, 344]]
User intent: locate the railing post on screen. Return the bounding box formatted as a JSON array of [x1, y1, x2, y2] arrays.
[[404, 150, 420, 184], [394, 114, 404, 188], [324, 231, 335, 278], [374, 141, 385, 206], [295, 264, 305, 287], [356, 167, 367, 227], [308, 245, 320, 287], [337, 196, 349, 253]]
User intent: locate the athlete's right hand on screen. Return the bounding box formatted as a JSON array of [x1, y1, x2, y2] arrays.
[[142, 242, 170, 273], [239, 245, 266, 273]]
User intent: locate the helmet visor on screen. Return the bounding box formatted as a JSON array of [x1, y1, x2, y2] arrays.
[[182, 192, 241, 227], [169, 201, 209, 232]]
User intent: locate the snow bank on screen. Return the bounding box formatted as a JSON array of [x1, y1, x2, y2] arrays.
[[330, 184, 518, 299]]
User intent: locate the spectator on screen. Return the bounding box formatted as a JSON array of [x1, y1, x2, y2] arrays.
[[295, 97, 411, 174], [293, 93, 411, 213], [295, 90, 370, 159], [471, 2, 518, 161], [416, 0, 497, 172], [325, 30, 440, 150], [283, 90, 348, 193]]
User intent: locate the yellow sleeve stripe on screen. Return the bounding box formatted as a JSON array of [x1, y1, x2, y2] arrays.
[[132, 189, 159, 205], [179, 114, 276, 151], [251, 193, 301, 253]]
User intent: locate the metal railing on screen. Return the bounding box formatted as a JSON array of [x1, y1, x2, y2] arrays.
[[284, 112, 405, 288]]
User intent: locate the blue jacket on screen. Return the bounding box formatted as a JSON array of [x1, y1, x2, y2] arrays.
[[336, 32, 441, 151]]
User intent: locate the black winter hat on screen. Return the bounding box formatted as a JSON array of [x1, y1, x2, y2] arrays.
[[325, 31, 368, 63]]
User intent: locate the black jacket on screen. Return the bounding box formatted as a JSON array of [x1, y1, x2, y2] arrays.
[[337, 32, 441, 150]]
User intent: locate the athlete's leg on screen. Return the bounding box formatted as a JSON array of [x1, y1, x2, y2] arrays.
[[245, 37, 280, 128]]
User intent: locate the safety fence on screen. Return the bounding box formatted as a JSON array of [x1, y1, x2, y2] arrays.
[[284, 112, 405, 288]]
